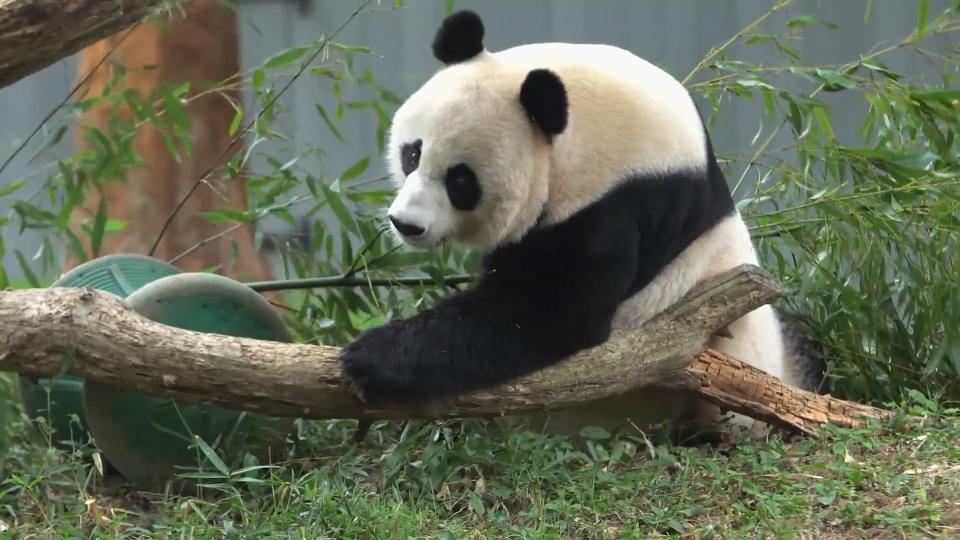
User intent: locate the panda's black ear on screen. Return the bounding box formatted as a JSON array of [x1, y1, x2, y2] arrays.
[[432, 10, 485, 65], [519, 69, 568, 140]]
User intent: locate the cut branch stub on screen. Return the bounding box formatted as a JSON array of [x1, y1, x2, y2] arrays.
[[681, 349, 900, 435]]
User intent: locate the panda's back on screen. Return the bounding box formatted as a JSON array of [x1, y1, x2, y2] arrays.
[[492, 42, 711, 226], [496, 42, 665, 79]]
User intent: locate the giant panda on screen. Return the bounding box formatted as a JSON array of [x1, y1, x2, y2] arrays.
[[340, 10, 825, 441]]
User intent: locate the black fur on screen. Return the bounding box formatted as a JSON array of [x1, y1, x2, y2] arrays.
[[389, 215, 426, 238], [340, 133, 736, 405], [776, 308, 831, 394], [445, 163, 482, 211], [401, 139, 422, 176], [519, 69, 568, 139], [432, 10, 485, 65]]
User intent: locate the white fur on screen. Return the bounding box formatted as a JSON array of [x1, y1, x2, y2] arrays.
[[387, 170, 456, 249], [519, 212, 795, 440], [386, 38, 805, 439], [613, 211, 787, 385], [386, 42, 706, 250]]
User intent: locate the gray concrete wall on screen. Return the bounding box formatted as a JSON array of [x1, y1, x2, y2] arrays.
[[0, 0, 950, 280]]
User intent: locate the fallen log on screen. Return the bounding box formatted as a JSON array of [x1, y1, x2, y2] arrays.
[[0, 265, 898, 434], [0, 0, 165, 88]]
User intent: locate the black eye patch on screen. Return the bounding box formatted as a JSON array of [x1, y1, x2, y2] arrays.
[[445, 163, 481, 211], [400, 139, 422, 176]]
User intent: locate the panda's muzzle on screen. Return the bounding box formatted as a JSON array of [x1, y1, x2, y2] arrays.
[[389, 215, 427, 238]]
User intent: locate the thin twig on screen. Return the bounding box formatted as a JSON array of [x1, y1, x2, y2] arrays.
[[342, 227, 388, 277], [681, 0, 795, 86], [245, 274, 474, 292], [167, 222, 245, 265], [167, 194, 313, 264]]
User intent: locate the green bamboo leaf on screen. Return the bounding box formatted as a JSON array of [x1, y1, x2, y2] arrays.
[[329, 42, 372, 54], [252, 69, 266, 91], [199, 208, 254, 224], [264, 46, 310, 69], [339, 157, 370, 182], [813, 107, 835, 142], [910, 89, 960, 102], [0, 180, 28, 198], [84, 126, 114, 156], [786, 15, 836, 29], [812, 68, 856, 92], [321, 183, 359, 235], [162, 93, 189, 131], [746, 33, 776, 46], [13, 201, 57, 229], [271, 207, 297, 227], [28, 125, 67, 165], [340, 228, 353, 269], [916, 0, 929, 38], [14, 250, 39, 288], [171, 81, 191, 98], [228, 105, 244, 137], [862, 62, 900, 81], [315, 104, 346, 143], [160, 132, 182, 164], [735, 78, 774, 90], [63, 228, 88, 263], [579, 426, 610, 441], [192, 436, 230, 476], [105, 219, 128, 233], [90, 197, 108, 258]]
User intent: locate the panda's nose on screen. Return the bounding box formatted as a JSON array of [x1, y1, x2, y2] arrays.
[[389, 215, 426, 237]]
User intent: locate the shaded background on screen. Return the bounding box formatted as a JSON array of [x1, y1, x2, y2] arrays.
[[0, 0, 949, 280]]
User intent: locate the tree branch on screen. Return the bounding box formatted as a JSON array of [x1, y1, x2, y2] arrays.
[[0, 0, 164, 89], [0, 264, 897, 433], [245, 274, 475, 292]]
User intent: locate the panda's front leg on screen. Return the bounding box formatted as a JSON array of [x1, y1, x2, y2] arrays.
[[339, 284, 535, 404], [339, 254, 636, 405]]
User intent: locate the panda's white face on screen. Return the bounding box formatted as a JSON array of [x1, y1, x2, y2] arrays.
[[385, 65, 550, 252]]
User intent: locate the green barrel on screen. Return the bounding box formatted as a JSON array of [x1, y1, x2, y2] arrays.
[[17, 254, 180, 450], [82, 272, 295, 491]]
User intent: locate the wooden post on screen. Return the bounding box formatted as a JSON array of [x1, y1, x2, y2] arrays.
[[69, 0, 274, 282]]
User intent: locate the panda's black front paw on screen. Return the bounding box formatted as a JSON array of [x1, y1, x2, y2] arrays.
[[339, 322, 420, 404]]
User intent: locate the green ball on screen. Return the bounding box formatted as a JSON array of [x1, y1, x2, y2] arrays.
[[17, 254, 180, 450], [82, 272, 295, 491]]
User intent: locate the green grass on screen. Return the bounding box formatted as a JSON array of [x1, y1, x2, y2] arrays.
[[3, 398, 960, 539], [2, 2, 959, 536]]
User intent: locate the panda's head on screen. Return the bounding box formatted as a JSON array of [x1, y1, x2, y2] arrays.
[[384, 10, 567, 251]]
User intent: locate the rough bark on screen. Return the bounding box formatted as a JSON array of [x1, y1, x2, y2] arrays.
[[0, 0, 166, 88], [679, 349, 897, 434], [0, 264, 896, 432]]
